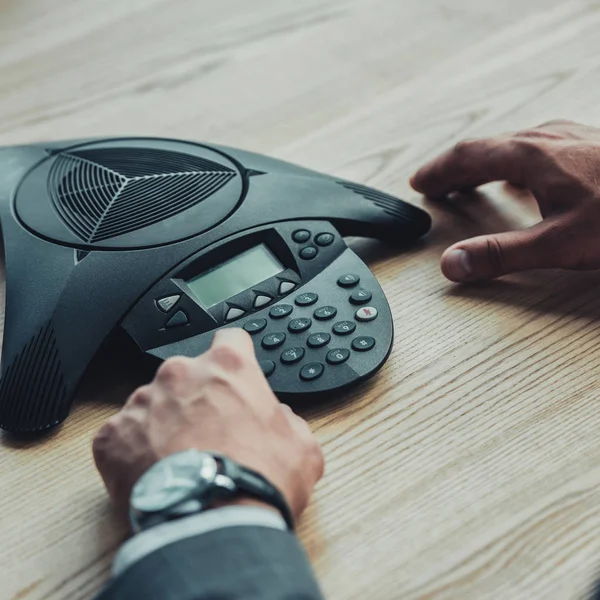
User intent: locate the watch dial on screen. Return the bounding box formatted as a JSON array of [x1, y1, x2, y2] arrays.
[[131, 450, 218, 513]]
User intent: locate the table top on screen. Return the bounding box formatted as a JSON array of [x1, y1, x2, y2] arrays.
[[3, 1, 600, 599]]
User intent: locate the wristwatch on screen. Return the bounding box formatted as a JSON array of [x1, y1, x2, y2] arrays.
[[129, 449, 294, 532]]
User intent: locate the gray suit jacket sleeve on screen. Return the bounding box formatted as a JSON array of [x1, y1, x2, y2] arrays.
[[95, 525, 325, 600]]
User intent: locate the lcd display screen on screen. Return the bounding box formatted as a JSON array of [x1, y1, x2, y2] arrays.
[[186, 244, 284, 308]]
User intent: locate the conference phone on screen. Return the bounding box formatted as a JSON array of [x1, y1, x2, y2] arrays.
[[0, 137, 431, 433]]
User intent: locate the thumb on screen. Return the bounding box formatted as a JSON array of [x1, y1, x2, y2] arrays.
[[441, 222, 561, 282]]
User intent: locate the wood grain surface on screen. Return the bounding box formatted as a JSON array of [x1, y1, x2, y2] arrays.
[[2, 1, 600, 599]]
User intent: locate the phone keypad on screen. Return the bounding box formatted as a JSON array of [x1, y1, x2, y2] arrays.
[[242, 283, 379, 386]]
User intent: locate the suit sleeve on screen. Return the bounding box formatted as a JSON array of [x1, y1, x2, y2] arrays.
[[95, 525, 325, 600]]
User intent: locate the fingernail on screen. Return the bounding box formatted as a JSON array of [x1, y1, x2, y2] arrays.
[[409, 172, 421, 191], [444, 249, 472, 281]]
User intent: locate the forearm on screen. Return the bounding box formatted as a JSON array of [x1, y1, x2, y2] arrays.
[[96, 507, 325, 600]]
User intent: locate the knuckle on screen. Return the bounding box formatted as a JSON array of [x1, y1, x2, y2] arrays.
[[311, 442, 326, 477], [540, 118, 576, 128], [486, 237, 508, 275], [511, 137, 548, 163], [127, 385, 152, 408], [92, 417, 120, 452], [156, 356, 193, 385], [209, 343, 247, 371], [453, 138, 478, 158]]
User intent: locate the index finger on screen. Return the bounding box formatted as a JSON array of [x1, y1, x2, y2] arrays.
[[410, 136, 531, 197]]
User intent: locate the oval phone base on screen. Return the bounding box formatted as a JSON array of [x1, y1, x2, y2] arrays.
[[0, 137, 431, 433]]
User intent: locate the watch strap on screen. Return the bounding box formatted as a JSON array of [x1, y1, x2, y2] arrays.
[[219, 456, 295, 531]]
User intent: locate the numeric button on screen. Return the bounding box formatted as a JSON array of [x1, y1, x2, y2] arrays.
[[352, 336, 376, 352], [327, 348, 350, 365], [295, 292, 318, 306], [270, 304, 293, 319], [280, 347, 305, 364], [337, 274, 360, 288], [349, 289, 372, 305], [260, 360, 276, 377], [262, 332, 286, 349], [333, 320, 356, 336], [314, 306, 337, 321], [244, 319, 267, 334], [288, 318, 312, 333], [307, 333, 331, 348], [300, 363, 324, 381]]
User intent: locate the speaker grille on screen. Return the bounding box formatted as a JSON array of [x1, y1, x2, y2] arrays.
[[0, 325, 70, 433], [47, 147, 236, 243], [338, 182, 418, 225]]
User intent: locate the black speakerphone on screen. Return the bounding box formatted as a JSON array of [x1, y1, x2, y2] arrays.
[[0, 137, 431, 433]]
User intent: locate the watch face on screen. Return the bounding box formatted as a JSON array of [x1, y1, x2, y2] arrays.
[[131, 449, 218, 513]]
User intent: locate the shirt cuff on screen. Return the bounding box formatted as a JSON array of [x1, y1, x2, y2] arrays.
[[112, 506, 287, 577]]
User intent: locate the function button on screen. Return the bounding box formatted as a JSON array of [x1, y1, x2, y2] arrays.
[[295, 292, 318, 306], [279, 281, 296, 295], [307, 332, 331, 348], [280, 347, 305, 364], [260, 360, 276, 378], [314, 306, 337, 321], [292, 229, 311, 243], [299, 246, 318, 260], [337, 273, 360, 288], [333, 320, 356, 336], [244, 318, 267, 334], [253, 295, 272, 308], [262, 332, 286, 349], [355, 306, 378, 322], [165, 310, 189, 329], [288, 317, 312, 333], [352, 336, 376, 352], [225, 307, 246, 322], [269, 304, 293, 319], [327, 348, 350, 365], [300, 362, 324, 381], [156, 294, 181, 313], [315, 232, 334, 247], [349, 289, 373, 305]]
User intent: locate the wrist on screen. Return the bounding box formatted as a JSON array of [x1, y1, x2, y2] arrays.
[[210, 496, 280, 514], [129, 449, 295, 532]]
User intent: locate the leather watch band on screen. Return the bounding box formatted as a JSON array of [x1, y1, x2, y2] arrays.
[[219, 456, 295, 530]]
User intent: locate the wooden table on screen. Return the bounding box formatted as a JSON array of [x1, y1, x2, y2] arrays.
[[3, 1, 600, 598]]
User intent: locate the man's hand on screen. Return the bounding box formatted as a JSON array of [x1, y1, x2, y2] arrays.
[[92, 328, 324, 522], [411, 119, 600, 282]]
